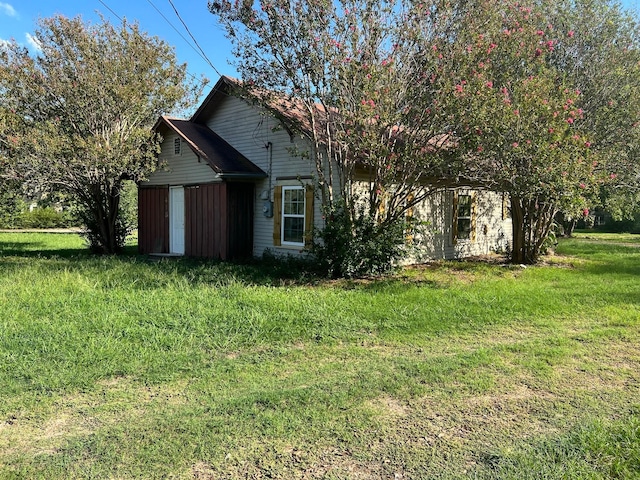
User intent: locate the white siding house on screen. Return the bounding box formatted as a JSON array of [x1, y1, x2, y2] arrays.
[[139, 76, 511, 261]]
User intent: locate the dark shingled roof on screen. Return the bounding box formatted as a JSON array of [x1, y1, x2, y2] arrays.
[[154, 116, 266, 179]]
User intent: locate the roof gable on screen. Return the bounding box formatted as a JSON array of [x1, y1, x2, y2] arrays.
[[190, 76, 324, 140], [190, 76, 239, 125], [154, 116, 266, 179]]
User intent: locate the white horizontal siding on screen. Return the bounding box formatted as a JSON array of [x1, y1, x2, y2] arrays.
[[144, 132, 219, 186], [148, 93, 512, 262], [409, 189, 511, 262], [204, 96, 321, 257]]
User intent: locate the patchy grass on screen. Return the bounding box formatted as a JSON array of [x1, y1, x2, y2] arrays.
[[0, 231, 638, 478]]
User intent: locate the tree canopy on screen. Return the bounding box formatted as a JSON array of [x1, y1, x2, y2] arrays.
[[211, 0, 639, 267], [0, 15, 204, 253]]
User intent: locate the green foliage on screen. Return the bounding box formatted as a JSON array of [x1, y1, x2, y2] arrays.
[[594, 214, 640, 234], [211, 0, 640, 268], [0, 15, 204, 253], [0, 180, 24, 228], [17, 207, 75, 229], [118, 181, 138, 231], [0, 182, 77, 229], [211, 0, 455, 274], [313, 200, 410, 278]]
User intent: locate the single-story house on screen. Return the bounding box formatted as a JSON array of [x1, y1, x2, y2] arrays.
[[138, 76, 511, 261]]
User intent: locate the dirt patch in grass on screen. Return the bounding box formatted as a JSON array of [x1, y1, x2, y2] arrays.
[[0, 377, 190, 462], [191, 461, 217, 479], [0, 411, 96, 458], [368, 395, 410, 418]]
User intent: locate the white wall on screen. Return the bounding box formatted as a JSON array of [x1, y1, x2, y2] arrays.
[[145, 131, 220, 186], [409, 189, 512, 262], [146, 95, 512, 262], [204, 96, 323, 257]]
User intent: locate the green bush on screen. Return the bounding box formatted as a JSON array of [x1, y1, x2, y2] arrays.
[[119, 180, 138, 231], [595, 215, 640, 234], [18, 207, 75, 229], [0, 181, 25, 228], [313, 200, 410, 278]]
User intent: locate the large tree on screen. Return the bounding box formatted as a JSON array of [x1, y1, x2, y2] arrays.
[[417, 0, 639, 262], [0, 15, 204, 253], [427, 0, 602, 263], [211, 0, 464, 275], [546, 0, 640, 223], [211, 0, 639, 268]]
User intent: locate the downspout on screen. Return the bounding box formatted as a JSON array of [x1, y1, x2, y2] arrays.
[[267, 141, 273, 195]]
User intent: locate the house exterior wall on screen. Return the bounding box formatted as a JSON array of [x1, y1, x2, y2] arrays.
[[203, 95, 324, 258], [226, 183, 255, 259], [410, 189, 511, 262], [140, 88, 511, 263], [184, 183, 228, 259], [145, 131, 220, 186], [139, 182, 255, 260]]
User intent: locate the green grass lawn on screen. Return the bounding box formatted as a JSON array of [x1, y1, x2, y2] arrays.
[[0, 232, 638, 479]]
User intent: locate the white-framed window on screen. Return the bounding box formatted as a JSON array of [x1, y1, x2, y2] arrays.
[[281, 186, 306, 246], [173, 137, 182, 156], [453, 190, 476, 243], [456, 193, 472, 240]]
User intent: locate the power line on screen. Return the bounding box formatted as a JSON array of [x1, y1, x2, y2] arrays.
[[95, 0, 210, 90], [145, 0, 221, 76], [97, 0, 123, 21], [167, 0, 222, 77]]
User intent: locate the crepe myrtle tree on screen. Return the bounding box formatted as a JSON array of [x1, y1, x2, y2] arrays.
[[210, 0, 465, 276], [0, 15, 204, 253], [544, 0, 640, 223], [430, 0, 607, 263]]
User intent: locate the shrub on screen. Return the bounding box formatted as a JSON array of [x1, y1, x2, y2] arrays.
[[0, 181, 25, 228], [313, 200, 410, 278], [18, 207, 75, 229]]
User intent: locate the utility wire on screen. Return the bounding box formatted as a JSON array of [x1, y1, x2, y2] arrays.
[[96, 0, 210, 90], [167, 0, 222, 77], [145, 0, 221, 76], [97, 0, 123, 21]]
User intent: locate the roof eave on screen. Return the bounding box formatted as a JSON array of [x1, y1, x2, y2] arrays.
[[218, 172, 268, 180]]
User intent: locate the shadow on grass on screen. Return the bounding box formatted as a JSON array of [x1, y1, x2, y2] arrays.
[[0, 243, 90, 258], [1, 233, 638, 290], [0, 237, 324, 287], [557, 239, 640, 277], [0, 242, 139, 259]]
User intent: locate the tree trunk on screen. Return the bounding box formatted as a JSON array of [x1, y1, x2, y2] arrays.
[[82, 181, 124, 254], [511, 196, 527, 264], [510, 195, 557, 265]]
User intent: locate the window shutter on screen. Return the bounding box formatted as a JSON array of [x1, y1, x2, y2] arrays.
[[406, 192, 415, 243], [452, 191, 459, 245], [471, 192, 477, 242], [273, 185, 282, 246], [304, 185, 314, 248], [502, 193, 509, 220]]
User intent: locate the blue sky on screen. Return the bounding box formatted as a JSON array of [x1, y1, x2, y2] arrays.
[[0, 0, 234, 88], [1, 0, 639, 91]]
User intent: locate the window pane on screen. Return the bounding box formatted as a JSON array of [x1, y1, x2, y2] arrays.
[[284, 188, 305, 215], [458, 194, 471, 218], [457, 218, 471, 239], [284, 217, 304, 243]]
